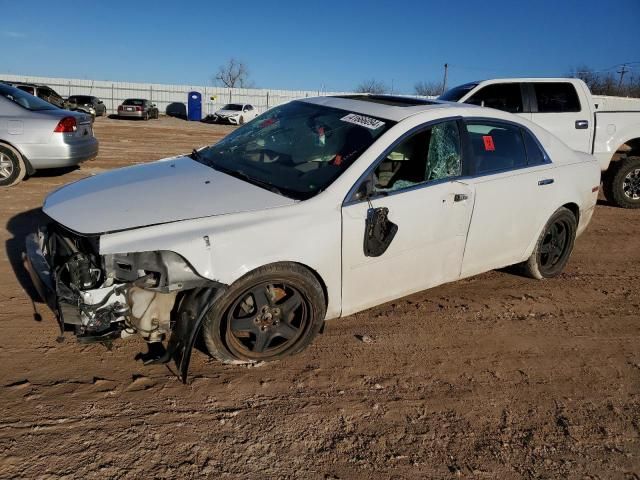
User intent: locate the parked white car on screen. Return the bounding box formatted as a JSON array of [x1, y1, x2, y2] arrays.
[[25, 95, 600, 380], [441, 78, 640, 208], [213, 103, 258, 125]]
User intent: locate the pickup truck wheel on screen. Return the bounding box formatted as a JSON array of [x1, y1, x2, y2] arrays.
[[523, 207, 577, 279], [202, 263, 326, 363], [604, 157, 640, 209], [0, 145, 26, 187]]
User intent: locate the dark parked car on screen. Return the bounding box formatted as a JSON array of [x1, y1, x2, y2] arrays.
[[117, 98, 159, 120], [7, 82, 67, 108], [67, 95, 107, 118]]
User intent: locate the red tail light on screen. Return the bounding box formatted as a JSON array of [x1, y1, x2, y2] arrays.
[[135, 106, 142, 111], [54, 117, 77, 133], [118, 105, 123, 111]]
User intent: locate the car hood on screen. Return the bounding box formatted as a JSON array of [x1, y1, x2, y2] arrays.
[[216, 109, 241, 116], [43, 156, 296, 234]]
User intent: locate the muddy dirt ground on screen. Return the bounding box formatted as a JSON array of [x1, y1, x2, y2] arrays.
[[0, 117, 638, 479]]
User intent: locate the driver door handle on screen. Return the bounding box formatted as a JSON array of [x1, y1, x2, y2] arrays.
[[454, 193, 469, 202]]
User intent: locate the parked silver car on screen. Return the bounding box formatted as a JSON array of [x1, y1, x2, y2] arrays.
[[0, 83, 99, 186], [117, 98, 159, 120]]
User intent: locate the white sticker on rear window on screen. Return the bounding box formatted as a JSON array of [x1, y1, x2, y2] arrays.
[[340, 113, 385, 130]]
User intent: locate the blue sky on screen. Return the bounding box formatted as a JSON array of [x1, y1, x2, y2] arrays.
[[1, 0, 638, 93]]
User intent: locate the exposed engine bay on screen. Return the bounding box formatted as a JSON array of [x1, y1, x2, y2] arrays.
[[33, 222, 208, 345]]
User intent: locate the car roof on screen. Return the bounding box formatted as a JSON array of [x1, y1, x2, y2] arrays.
[[8, 82, 45, 87], [300, 94, 469, 122], [459, 77, 583, 88]]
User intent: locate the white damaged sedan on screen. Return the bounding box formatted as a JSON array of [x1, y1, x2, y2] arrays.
[[24, 95, 600, 380]]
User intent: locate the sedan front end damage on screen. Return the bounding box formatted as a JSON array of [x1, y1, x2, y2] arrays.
[[23, 221, 224, 380]]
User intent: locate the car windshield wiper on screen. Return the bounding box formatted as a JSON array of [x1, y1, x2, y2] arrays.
[[209, 163, 288, 198]]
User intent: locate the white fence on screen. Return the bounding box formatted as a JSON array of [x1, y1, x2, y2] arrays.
[[0, 74, 352, 117]]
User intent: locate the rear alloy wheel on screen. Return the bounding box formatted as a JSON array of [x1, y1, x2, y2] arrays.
[[523, 207, 577, 279], [0, 145, 26, 187], [239, 115, 245, 125], [603, 157, 640, 209], [202, 263, 325, 363]]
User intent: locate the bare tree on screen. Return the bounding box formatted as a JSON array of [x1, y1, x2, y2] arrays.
[[214, 58, 252, 88], [569, 65, 640, 97], [414, 80, 443, 97], [355, 79, 389, 94]]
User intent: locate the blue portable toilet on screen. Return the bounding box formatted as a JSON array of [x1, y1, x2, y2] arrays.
[[187, 91, 202, 121]]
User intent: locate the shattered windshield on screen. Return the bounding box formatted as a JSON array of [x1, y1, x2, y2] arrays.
[[222, 104, 243, 111], [194, 101, 393, 200]]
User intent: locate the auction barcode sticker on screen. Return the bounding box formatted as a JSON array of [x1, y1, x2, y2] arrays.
[[340, 113, 385, 130]]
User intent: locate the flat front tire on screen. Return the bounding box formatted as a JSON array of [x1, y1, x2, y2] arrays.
[[523, 207, 577, 279], [202, 263, 326, 364], [0, 144, 26, 187]]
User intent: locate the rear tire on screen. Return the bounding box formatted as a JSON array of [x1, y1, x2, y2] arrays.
[[603, 157, 640, 209], [0, 144, 26, 187], [202, 263, 326, 364], [523, 207, 577, 279]]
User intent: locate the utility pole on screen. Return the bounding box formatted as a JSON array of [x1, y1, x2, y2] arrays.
[[442, 63, 449, 94], [618, 63, 629, 89]]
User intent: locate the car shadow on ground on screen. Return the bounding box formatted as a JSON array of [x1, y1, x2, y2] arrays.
[[107, 115, 143, 121], [6, 208, 49, 320], [596, 198, 616, 207], [29, 166, 80, 178]]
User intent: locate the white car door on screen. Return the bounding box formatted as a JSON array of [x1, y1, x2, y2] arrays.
[[460, 119, 557, 278], [529, 82, 592, 153], [341, 120, 474, 316]]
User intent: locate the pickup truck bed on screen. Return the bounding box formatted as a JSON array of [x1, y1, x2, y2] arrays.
[[442, 78, 640, 208]]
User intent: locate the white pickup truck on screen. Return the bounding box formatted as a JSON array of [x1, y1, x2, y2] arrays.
[[441, 78, 640, 208]]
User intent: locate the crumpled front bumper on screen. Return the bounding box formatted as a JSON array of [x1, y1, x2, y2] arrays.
[[216, 115, 240, 125]]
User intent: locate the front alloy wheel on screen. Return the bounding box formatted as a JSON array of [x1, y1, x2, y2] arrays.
[[623, 167, 640, 201], [202, 263, 326, 364], [226, 282, 308, 359], [603, 157, 640, 209]]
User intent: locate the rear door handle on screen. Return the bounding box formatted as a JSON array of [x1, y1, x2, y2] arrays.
[[575, 120, 589, 129], [538, 178, 554, 186], [454, 193, 469, 202]]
